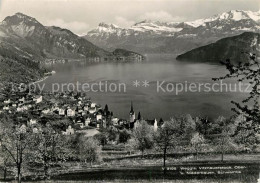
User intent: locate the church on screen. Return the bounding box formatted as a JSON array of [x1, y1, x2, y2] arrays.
[[128, 102, 161, 131]]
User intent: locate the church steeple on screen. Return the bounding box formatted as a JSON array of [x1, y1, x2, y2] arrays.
[[129, 101, 135, 123]]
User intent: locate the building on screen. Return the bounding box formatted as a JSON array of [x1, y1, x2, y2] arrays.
[[67, 108, 76, 117], [4, 99, 11, 104], [112, 117, 119, 125], [96, 112, 102, 121], [63, 125, 75, 135], [59, 108, 65, 116], [146, 119, 158, 132], [85, 117, 91, 126], [129, 102, 135, 123], [34, 95, 43, 104], [28, 119, 37, 126]]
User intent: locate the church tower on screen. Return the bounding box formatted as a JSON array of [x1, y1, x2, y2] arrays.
[[129, 101, 135, 123]]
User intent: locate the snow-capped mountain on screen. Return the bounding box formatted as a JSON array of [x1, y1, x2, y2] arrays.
[[87, 20, 192, 39], [186, 10, 260, 27], [83, 10, 260, 54]]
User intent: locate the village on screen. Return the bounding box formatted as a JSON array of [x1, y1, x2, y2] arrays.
[[0, 85, 160, 137], [43, 50, 145, 65]]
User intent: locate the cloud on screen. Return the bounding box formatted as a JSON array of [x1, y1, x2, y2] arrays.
[[45, 18, 89, 35], [114, 16, 135, 28], [138, 11, 183, 22]]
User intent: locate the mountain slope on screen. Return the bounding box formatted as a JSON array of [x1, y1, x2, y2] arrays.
[[0, 13, 110, 60], [176, 32, 260, 63], [84, 10, 260, 54], [0, 13, 145, 83]]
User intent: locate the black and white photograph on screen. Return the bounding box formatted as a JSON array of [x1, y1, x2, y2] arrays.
[[0, 0, 259, 182]]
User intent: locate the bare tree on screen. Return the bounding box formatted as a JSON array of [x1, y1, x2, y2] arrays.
[[0, 145, 11, 180], [133, 120, 154, 157], [190, 132, 206, 160], [78, 136, 100, 166], [29, 123, 65, 179], [0, 121, 33, 183], [213, 54, 260, 148], [211, 118, 237, 161], [154, 120, 179, 171]]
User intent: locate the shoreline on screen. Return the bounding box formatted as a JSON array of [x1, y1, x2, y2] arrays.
[[30, 70, 56, 85]]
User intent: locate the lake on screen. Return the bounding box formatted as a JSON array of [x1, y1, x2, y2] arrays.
[[41, 54, 248, 120]]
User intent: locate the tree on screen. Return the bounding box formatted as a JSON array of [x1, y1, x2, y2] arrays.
[[0, 122, 33, 183], [211, 118, 237, 161], [137, 112, 141, 120], [133, 120, 154, 157], [29, 123, 65, 179], [153, 120, 178, 171], [0, 145, 12, 180], [94, 133, 108, 146], [78, 137, 100, 166], [213, 55, 260, 147], [190, 132, 206, 160], [118, 129, 131, 144], [104, 104, 109, 113]]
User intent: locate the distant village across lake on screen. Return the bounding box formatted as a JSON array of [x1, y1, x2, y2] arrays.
[[43, 49, 146, 65]]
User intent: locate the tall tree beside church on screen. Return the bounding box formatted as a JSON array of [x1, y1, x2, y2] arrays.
[[213, 54, 260, 148], [137, 112, 141, 120], [104, 104, 109, 113]]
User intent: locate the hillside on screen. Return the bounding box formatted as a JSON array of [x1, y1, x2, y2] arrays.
[[0, 13, 112, 83], [84, 10, 260, 54], [0, 13, 145, 83], [176, 32, 260, 63]]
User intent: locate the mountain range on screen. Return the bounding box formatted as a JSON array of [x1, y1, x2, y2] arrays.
[[0, 13, 143, 83], [0, 10, 260, 82], [83, 10, 260, 54]]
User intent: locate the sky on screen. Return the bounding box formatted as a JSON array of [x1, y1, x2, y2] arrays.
[[0, 0, 259, 35]]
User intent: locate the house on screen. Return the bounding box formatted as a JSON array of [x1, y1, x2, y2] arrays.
[[96, 120, 103, 129], [34, 95, 43, 104], [4, 99, 11, 104], [3, 106, 9, 110], [118, 119, 127, 126], [84, 105, 89, 111], [112, 117, 119, 125], [146, 119, 158, 131], [33, 127, 39, 133], [59, 108, 65, 116], [17, 105, 28, 112], [18, 97, 25, 104], [96, 112, 102, 121], [19, 124, 27, 134], [42, 108, 51, 114], [63, 125, 75, 135], [28, 119, 37, 126], [89, 107, 96, 114], [91, 103, 96, 108], [67, 108, 76, 117], [85, 117, 91, 126]]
